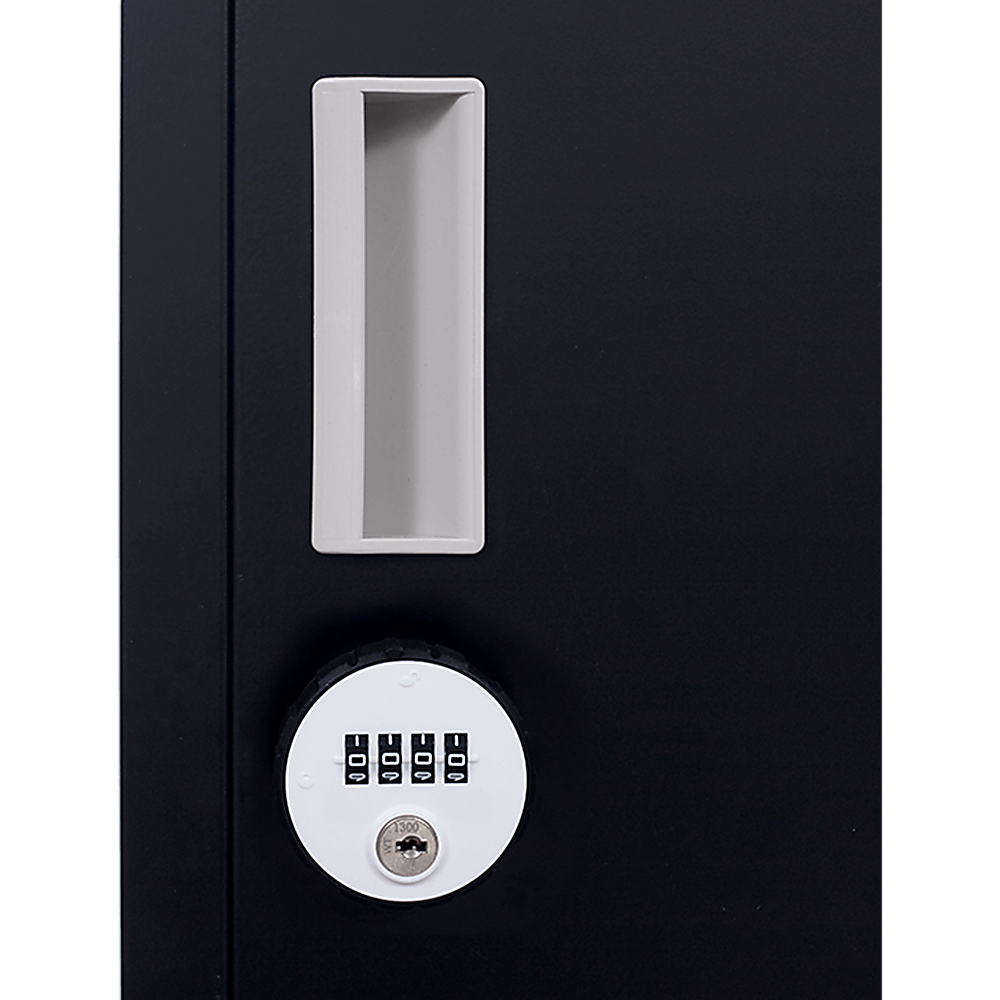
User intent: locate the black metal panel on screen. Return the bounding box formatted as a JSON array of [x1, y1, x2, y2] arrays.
[[121, 0, 230, 996], [228, 0, 878, 996]]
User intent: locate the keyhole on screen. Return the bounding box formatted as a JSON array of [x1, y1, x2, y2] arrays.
[[395, 836, 428, 859]]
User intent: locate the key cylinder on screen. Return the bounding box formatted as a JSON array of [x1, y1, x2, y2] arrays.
[[376, 815, 439, 878]]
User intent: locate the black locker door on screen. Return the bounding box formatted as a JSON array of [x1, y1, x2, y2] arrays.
[[122, 1, 880, 996]]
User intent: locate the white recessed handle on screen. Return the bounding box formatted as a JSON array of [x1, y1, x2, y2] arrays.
[[311, 77, 485, 554]]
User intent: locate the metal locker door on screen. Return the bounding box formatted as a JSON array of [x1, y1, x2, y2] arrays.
[[122, 0, 880, 995]]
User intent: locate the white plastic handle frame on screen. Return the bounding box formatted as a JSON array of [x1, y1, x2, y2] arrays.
[[311, 77, 485, 554]]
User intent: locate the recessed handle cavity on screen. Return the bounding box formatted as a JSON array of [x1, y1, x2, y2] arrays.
[[311, 77, 485, 554]]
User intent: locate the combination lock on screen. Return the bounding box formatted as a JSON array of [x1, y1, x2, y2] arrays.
[[278, 641, 528, 902]]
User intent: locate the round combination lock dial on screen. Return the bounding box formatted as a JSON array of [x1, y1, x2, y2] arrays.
[[278, 641, 528, 902]]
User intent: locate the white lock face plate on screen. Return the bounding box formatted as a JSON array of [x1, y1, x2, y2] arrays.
[[283, 657, 527, 902]]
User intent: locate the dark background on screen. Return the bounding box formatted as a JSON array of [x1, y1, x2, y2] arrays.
[[122, 0, 879, 996]]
